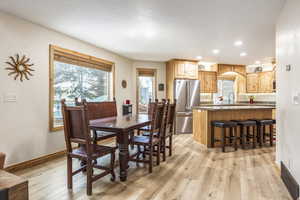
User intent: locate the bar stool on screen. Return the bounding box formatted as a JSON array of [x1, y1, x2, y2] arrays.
[[254, 119, 275, 147], [232, 120, 257, 149], [211, 120, 238, 152], [258, 119, 276, 146]]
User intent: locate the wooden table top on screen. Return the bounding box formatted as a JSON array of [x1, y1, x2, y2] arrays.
[[89, 114, 151, 132], [0, 170, 28, 189]]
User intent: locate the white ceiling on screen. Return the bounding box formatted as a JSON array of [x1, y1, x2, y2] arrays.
[[0, 0, 286, 64]]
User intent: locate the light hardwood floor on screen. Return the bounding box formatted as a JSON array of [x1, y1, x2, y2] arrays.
[[15, 135, 291, 200]]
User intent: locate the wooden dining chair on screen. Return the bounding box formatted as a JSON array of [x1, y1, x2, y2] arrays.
[[129, 101, 167, 173], [159, 99, 176, 161], [75, 98, 118, 142], [142, 99, 176, 161], [61, 99, 116, 196], [137, 99, 160, 135]]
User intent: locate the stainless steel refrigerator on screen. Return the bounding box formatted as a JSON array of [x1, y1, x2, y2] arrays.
[[174, 79, 200, 134]]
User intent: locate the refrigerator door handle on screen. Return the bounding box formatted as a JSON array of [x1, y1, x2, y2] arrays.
[[185, 81, 188, 109], [187, 81, 191, 109]]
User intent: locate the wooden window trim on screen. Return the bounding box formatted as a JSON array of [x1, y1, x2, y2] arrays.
[[49, 45, 115, 132]]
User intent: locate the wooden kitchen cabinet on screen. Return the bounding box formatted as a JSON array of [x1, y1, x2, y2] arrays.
[[233, 65, 246, 76], [198, 71, 217, 93], [246, 71, 275, 93], [217, 64, 246, 76], [218, 64, 233, 75], [184, 62, 198, 79], [174, 61, 186, 78], [258, 71, 275, 93], [166, 59, 198, 100], [173, 60, 198, 79], [246, 73, 259, 93]]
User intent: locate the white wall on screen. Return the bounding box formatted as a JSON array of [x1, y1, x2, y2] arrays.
[[132, 61, 166, 113], [276, 0, 300, 183], [0, 11, 135, 166]]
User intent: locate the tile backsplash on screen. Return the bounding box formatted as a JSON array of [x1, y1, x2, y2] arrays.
[[200, 93, 213, 102], [200, 93, 276, 103], [237, 93, 276, 102]]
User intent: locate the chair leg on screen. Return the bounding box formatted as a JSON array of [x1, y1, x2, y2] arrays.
[[229, 127, 233, 144], [136, 145, 141, 167], [252, 126, 256, 149], [86, 159, 93, 196], [67, 155, 73, 189], [270, 125, 273, 146], [157, 143, 161, 166], [246, 127, 250, 142], [263, 125, 266, 143], [110, 152, 116, 181], [142, 145, 146, 159], [149, 146, 153, 173], [241, 126, 246, 149], [130, 131, 134, 150], [221, 128, 226, 152], [259, 125, 263, 147], [234, 127, 238, 151], [162, 139, 166, 162], [169, 135, 173, 156], [211, 126, 215, 148]]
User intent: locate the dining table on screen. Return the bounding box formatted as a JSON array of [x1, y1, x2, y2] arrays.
[[89, 114, 151, 181]]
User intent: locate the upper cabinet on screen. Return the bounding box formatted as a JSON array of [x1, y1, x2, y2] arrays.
[[198, 71, 217, 93], [166, 59, 198, 100], [246, 71, 275, 93], [173, 60, 198, 79], [218, 64, 246, 76], [258, 71, 275, 93], [246, 73, 259, 93]]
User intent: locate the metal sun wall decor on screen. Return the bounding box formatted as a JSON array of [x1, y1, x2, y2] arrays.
[[5, 54, 34, 82]]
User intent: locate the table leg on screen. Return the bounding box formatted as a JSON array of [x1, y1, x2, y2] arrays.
[[117, 130, 129, 182]]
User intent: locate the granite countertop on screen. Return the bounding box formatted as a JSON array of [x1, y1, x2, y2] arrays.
[[199, 102, 276, 106], [193, 105, 275, 111]]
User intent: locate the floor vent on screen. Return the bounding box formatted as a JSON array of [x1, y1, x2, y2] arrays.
[[281, 161, 299, 200]]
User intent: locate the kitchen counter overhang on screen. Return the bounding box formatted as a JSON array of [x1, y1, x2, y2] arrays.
[[192, 105, 275, 147]]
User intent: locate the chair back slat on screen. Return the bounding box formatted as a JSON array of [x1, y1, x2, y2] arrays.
[[165, 99, 177, 136], [75, 98, 117, 120], [148, 98, 158, 115]]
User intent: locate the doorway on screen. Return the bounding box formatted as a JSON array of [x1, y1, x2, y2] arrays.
[[136, 68, 157, 114]]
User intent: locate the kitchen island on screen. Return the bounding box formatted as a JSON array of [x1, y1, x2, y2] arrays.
[[192, 105, 275, 147]]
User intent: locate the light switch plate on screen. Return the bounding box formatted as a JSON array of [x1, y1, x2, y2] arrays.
[[3, 93, 17, 103], [292, 93, 300, 105]]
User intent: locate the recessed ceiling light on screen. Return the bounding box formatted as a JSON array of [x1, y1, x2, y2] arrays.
[[212, 49, 220, 54], [144, 30, 156, 38], [240, 52, 247, 57], [234, 41, 243, 46], [255, 61, 261, 64], [196, 56, 203, 60]]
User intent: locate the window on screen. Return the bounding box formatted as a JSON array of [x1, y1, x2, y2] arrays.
[[49, 45, 114, 131], [213, 80, 234, 103], [136, 68, 157, 113]]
